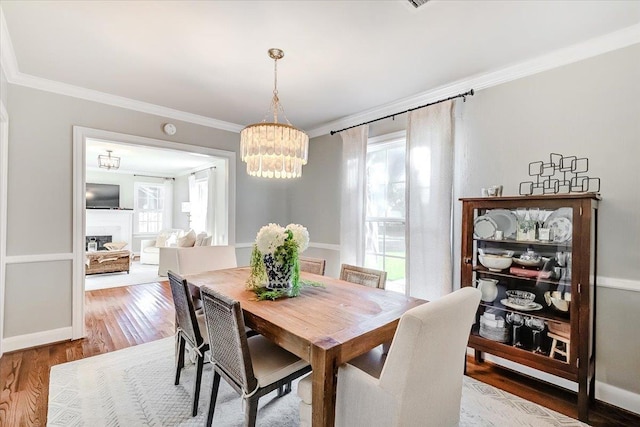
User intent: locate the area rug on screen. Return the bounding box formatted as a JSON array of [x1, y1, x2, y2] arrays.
[[48, 338, 588, 427], [84, 261, 164, 291]]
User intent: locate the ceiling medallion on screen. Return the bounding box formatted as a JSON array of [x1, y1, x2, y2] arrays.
[[240, 48, 309, 179]]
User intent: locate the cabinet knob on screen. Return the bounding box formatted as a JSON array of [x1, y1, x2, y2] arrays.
[[464, 257, 472, 265]]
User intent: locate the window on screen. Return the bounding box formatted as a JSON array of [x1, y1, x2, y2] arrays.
[[364, 138, 406, 293], [134, 183, 167, 234]]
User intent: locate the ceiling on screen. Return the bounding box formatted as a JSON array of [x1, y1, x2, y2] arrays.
[[86, 139, 219, 176], [2, 1, 639, 134]]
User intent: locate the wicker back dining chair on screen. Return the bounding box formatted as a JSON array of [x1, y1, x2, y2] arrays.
[[167, 271, 210, 417], [340, 264, 387, 289], [299, 256, 327, 275], [201, 287, 311, 427]]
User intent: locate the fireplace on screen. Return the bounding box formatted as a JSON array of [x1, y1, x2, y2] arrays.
[[86, 235, 112, 251]]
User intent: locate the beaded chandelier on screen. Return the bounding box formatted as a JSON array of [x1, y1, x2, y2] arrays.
[[240, 48, 308, 179]]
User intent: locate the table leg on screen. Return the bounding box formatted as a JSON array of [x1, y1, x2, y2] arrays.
[[311, 345, 338, 427]]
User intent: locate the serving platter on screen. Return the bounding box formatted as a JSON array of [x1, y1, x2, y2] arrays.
[[544, 207, 573, 242], [486, 209, 518, 239], [474, 215, 497, 239]]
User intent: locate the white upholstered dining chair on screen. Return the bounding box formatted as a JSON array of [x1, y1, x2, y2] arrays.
[[298, 287, 481, 427]]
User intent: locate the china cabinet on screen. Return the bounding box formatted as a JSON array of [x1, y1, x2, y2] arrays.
[[460, 193, 599, 421]]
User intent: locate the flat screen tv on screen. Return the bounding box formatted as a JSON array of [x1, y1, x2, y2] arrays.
[[86, 183, 120, 209]]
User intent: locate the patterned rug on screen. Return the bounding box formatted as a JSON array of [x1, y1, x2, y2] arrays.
[[48, 338, 589, 426]]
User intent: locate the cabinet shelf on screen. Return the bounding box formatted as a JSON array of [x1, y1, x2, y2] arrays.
[[478, 301, 570, 323], [474, 237, 572, 248], [473, 266, 571, 287]]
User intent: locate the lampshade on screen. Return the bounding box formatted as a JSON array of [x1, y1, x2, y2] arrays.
[[240, 49, 309, 179], [98, 150, 120, 170]]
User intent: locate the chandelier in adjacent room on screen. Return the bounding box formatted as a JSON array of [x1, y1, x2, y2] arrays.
[[98, 150, 120, 170], [240, 48, 309, 179]]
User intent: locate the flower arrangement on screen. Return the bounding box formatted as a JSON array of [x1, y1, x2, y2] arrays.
[[247, 223, 316, 300]]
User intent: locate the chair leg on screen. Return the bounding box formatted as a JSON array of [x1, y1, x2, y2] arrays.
[[277, 381, 292, 397], [206, 372, 221, 427], [175, 335, 186, 385], [244, 397, 258, 427], [192, 354, 205, 417]]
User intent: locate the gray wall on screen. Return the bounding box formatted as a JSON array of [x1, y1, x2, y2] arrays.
[[292, 44, 640, 400], [452, 43, 640, 396], [4, 83, 288, 338]]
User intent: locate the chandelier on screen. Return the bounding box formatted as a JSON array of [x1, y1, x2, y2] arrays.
[[240, 48, 309, 179], [98, 150, 120, 170]]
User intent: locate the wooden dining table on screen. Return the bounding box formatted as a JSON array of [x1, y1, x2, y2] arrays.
[[184, 267, 426, 427]]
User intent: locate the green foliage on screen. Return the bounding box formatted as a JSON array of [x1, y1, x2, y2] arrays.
[[246, 232, 324, 301]]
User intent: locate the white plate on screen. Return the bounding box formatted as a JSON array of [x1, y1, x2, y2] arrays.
[[486, 209, 518, 239], [501, 299, 543, 311], [547, 217, 572, 243], [474, 216, 497, 239], [544, 207, 572, 225]]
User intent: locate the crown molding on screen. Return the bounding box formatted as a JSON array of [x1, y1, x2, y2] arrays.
[[307, 23, 640, 138]]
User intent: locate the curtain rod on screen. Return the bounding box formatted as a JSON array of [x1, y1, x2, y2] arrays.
[[190, 166, 216, 176], [133, 174, 175, 180], [330, 89, 474, 135]]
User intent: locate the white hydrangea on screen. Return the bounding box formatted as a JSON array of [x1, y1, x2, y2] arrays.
[[286, 223, 309, 252], [255, 223, 286, 255]]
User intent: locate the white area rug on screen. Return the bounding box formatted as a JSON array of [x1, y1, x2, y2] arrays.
[[48, 338, 589, 427], [85, 260, 164, 291]]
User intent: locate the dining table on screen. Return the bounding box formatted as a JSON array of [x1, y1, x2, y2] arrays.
[[183, 267, 426, 427]]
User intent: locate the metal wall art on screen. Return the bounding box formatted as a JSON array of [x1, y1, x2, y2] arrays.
[[519, 153, 600, 196]]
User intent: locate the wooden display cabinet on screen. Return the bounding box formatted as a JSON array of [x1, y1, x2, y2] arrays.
[[460, 194, 599, 421]]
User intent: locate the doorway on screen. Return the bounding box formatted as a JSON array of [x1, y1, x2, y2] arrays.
[[72, 127, 236, 339]]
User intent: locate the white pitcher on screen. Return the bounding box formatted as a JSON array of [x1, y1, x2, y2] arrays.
[[476, 278, 499, 302]]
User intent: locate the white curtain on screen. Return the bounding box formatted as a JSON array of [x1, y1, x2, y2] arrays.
[[205, 168, 216, 243], [162, 179, 174, 230], [340, 125, 368, 266], [187, 174, 196, 230], [406, 100, 455, 300]]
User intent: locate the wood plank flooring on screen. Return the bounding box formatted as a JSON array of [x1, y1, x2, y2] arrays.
[[0, 281, 638, 426], [0, 282, 175, 427]]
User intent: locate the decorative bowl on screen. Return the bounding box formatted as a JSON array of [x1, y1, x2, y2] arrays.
[[550, 297, 570, 312], [478, 254, 513, 271], [505, 290, 535, 306], [478, 248, 514, 258]]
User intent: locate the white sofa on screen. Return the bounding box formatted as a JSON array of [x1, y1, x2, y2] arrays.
[[159, 245, 236, 277], [139, 229, 197, 265]]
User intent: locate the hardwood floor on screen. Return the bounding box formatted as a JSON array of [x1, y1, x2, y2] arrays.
[[0, 282, 175, 427], [0, 281, 638, 426]]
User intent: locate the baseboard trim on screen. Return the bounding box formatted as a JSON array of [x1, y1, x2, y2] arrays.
[[2, 327, 72, 353], [595, 382, 640, 415], [466, 348, 640, 416]]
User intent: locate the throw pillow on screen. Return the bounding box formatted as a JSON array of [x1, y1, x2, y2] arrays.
[[202, 236, 213, 246], [195, 232, 208, 246], [178, 229, 197, 247], [155, 233, 168, 247]]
